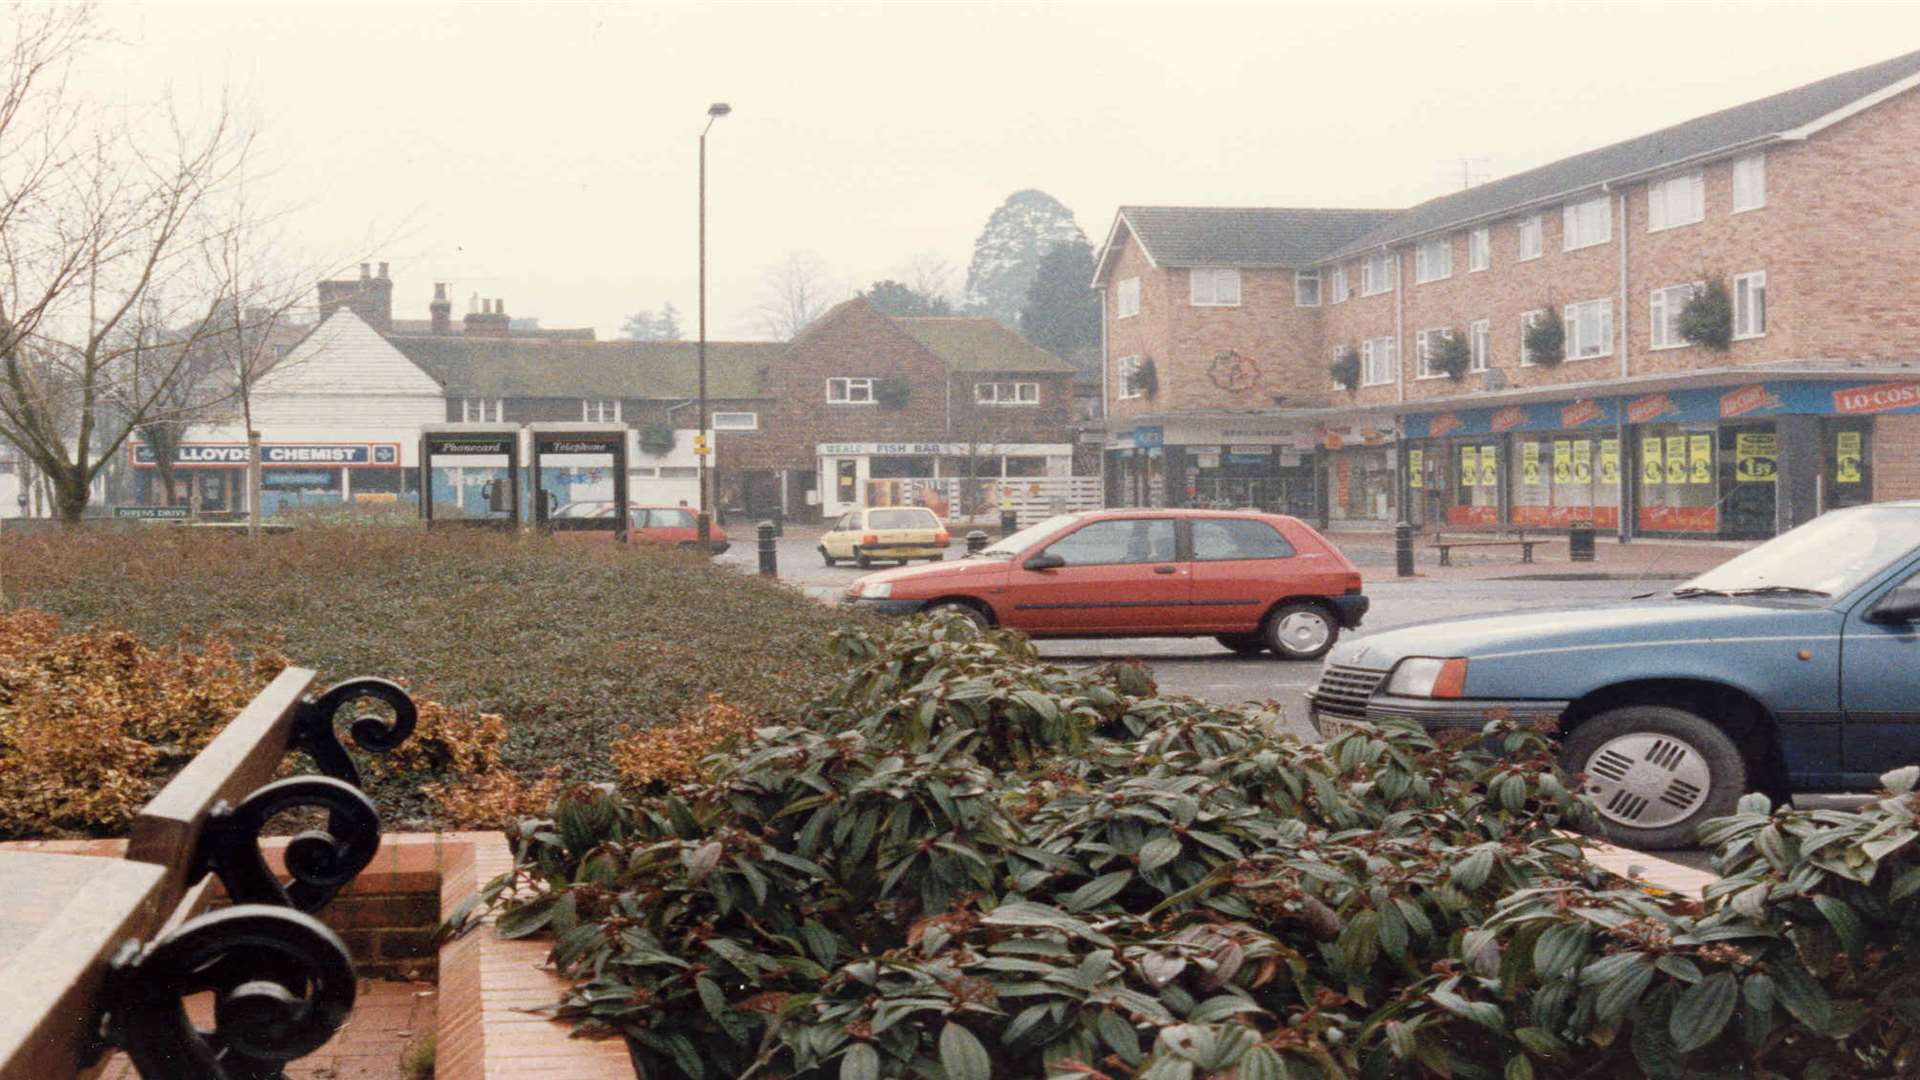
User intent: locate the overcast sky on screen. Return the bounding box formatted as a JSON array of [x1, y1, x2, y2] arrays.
[[86, 0, 1920, 340]]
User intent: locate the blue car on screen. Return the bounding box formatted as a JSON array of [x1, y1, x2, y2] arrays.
[[1307, 502, 1920, 849]]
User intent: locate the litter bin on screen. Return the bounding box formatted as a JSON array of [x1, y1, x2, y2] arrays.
[[1569, 520, 1595, 562]]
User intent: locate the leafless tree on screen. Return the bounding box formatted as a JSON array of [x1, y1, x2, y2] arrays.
[[899, 251, 957, 311], [754, 251, 842, 340], [0, 3, 263, 524]]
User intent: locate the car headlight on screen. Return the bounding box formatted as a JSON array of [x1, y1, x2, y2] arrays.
[[862, 582, 892, 599], [1384, 657, 1468, 698]]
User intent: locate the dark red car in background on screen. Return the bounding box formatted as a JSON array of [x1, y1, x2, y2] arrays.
[[842, 509, 1366, 659]]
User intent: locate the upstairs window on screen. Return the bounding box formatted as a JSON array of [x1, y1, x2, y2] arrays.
[[713, 411, 759, 431], [1650, 283, 1703, 350], [1563, 298, 1614, 360], [1470, 318, 1490, 371], [828, 377, 875, 404], [1732, 153, 1767, 212], [975, 381, 1039, 405], [1360, 251, 1395, 296], [1469, 227, 1490, 271], [1360, 336, 1396, 386], [1648, 171, 1705, 231], [1295, 269, 1321, 307], [1413, 237, 1452, 283], [1520, 309, 1550, 365], [1116, 276, 1141, 318], [1116, 356, 1144, 400], [1563, 195, 1611, 251], [1330, 265, 1349, 303], [459, 398, 503, 422], [1517, 214, 1543, 261], [582, 399, 621, 423], [1415, 328, 1448, 378], [1734, 272, 1767, 339], [1189, 267, 1241, 306]]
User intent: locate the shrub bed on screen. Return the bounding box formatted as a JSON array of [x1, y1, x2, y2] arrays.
[[453, 615, 1920, 1078], [0, 526, 861, 826]]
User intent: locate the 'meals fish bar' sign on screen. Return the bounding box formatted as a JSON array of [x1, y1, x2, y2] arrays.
[[131, 443, 400, 468]]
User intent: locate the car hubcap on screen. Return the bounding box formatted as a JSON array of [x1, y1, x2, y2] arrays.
[[1276, 611, 1330, 653], [1582, 733, 1713, 830]]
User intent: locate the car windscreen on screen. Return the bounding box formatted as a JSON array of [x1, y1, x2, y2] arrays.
[[868, 508, 938, 530], [979, 513, 1087, 558], [1680, 506, 1920, 598]]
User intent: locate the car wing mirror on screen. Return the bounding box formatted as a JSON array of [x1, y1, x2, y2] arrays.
[[1023, 553, 1065, 572], [1868, 583, 1920, 625]]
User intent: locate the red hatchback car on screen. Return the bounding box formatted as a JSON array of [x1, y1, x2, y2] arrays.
[[842, 509, 1367, 660], [630, 506, 730, 554]]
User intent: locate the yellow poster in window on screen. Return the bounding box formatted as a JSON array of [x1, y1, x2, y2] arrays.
[[1689, 434, 1713, 484], [1601, 439, 1620, 485], [1553, 440, 1572, 484], [1735, 432, 1778, 482], [1460, 446, 1478, 488], [1573, 440, 1594, 483], [1836, 431, 1863, 484], [1522, 442, 1542, 485], [1641, 439, 1663, 484], [1408, 448, 1424, 483], [1664, 436, 1688, 484], [1479, 445, 1498, 487]]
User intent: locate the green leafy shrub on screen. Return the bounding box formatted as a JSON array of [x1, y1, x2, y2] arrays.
[[1431, 329, 1473, 380], [639, 422, 677, 455], [876, 377, 911, 409], [1524, 306, 1565, 365], [1679, 279, 1734, 350], [1329, 347, 1361, 392]]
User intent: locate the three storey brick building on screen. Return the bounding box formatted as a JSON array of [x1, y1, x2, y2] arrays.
[[1096, 49, 1920, 539]]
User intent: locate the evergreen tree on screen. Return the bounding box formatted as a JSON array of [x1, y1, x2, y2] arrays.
[[621, 303, 684, 341], [1018, 238, 1099, 359], [858, 279, 952, 317], [962, 190, 1086, 326]]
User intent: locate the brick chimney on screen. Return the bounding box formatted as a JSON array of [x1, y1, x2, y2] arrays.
[[463, 298, 511, 338], [430, 283, 452, 336], [315, 261, 394, 333]]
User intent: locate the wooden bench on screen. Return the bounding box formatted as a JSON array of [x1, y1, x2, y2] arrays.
[[0, 668, 416, 1080], [1429, 528, 1564, 566]]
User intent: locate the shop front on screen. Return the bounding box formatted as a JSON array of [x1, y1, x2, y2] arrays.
[[1320, 421, 1399, 528], [1106, 418, 1318, 516], [817, 440, 1075, 520], [128, 440, 409, 514]]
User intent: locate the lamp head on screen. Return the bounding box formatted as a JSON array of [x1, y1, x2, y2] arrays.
[[707, 103, 732, 118]]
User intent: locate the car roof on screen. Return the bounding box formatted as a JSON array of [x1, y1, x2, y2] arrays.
[[1077, 508, 1295, 521]]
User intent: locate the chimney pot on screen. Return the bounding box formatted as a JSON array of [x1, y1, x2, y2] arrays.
[[359, 262, 370, 280], [378, 261, 389, 279], [433, 282, 447, 301]]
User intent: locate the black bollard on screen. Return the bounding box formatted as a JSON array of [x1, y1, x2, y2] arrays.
[[965, 529, 988, 555], [1394, 520, 1415, 578], [1569, 519, 1595, 562], [757, 521, 777, 577]]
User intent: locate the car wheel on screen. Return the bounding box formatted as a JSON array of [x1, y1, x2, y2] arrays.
[[1562, 705, 1746, 851], [855, 549, 872, 569], [1214, 633, 1268, 657], [929, 554, 945, 562], [820, 547, 836, 567], [1262, 602, 1337, 661], [926, 601, 988, 629]]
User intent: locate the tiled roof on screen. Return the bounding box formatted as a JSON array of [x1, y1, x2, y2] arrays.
[[891, 316, 1077, 374], [387, 337, 780, 400], [1115, 207, 1398, 270], [1323, 47, 1920, 260]]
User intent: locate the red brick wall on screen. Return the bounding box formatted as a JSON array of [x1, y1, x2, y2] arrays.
[[1104, 231, 1171, 423], [1874, 413, 1920, 501]]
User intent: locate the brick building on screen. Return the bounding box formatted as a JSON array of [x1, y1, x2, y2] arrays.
[[1096, 49, 1920, 539]]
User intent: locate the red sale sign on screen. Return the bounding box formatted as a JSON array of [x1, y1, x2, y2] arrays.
[[1833, 382, 1920, 415]]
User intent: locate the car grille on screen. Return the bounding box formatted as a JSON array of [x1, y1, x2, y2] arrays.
[[1309, 664, 1388, 721]]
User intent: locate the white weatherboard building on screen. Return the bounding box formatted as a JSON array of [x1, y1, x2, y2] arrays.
[[129, 310, 447, 513]]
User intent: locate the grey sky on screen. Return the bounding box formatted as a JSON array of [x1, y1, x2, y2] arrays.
[[91, 0, 1920, 340]]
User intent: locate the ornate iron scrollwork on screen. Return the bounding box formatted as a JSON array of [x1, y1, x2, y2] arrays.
[[291, 677, 418, 789], [104, 904, 357, 1080], [197, 776, 381, 913]]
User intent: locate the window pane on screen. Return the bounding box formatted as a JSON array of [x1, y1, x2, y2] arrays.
[[1192, 519, 1295, 560], [1044, 518, 1177, 565]]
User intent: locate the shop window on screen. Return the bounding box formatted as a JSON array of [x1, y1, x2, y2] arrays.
[[1192, 519, 1294, 561], [1636, 425, 1718, 533], [1826, 422, 1871, 510], [1452, 443, 1500, 525], [1512, 436, 1619, 529], [1004, 456, 1047, 478], [354, 468, 403, 494], [659, 466, 698, 479], [870, 455, 934, 479]]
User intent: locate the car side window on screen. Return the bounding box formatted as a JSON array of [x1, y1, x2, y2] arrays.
[[1192, 519, 1295, 561], [1042, 519, 1177, 566], [835, 513, 855, 531], [631, 510, 651, 528]]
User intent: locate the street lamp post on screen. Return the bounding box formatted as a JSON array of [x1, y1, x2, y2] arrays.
[[697, 101, 731, 553]]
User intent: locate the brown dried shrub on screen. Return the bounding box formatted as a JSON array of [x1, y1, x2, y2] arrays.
[[610, 694, 757, 790]]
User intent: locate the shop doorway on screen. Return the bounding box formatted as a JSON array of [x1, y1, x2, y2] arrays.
[[1720, 423, 1777, 539], [1822, 420, 1872, 512]]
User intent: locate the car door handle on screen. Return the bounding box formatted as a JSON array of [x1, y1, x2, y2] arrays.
[[1153, 566, 1178, 574]]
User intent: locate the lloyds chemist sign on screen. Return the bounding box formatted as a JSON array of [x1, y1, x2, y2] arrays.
[[130, 442, 401, 468]]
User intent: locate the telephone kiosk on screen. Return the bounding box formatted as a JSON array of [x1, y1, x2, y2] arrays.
[[419, 425, 523, 529], [527, 423, 630, 541]]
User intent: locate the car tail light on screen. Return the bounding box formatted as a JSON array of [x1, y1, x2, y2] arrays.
[[862, 533, 878, 545], [1432, 658, 1469, 699], [1344, 575, 1363, 594], [935, 531, 950, 544]]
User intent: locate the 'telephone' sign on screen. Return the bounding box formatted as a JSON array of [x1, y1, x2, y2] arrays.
[[130, 443, 400, 468]]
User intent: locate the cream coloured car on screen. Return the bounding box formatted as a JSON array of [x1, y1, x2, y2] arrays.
[[820, 506, 951, 567]]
